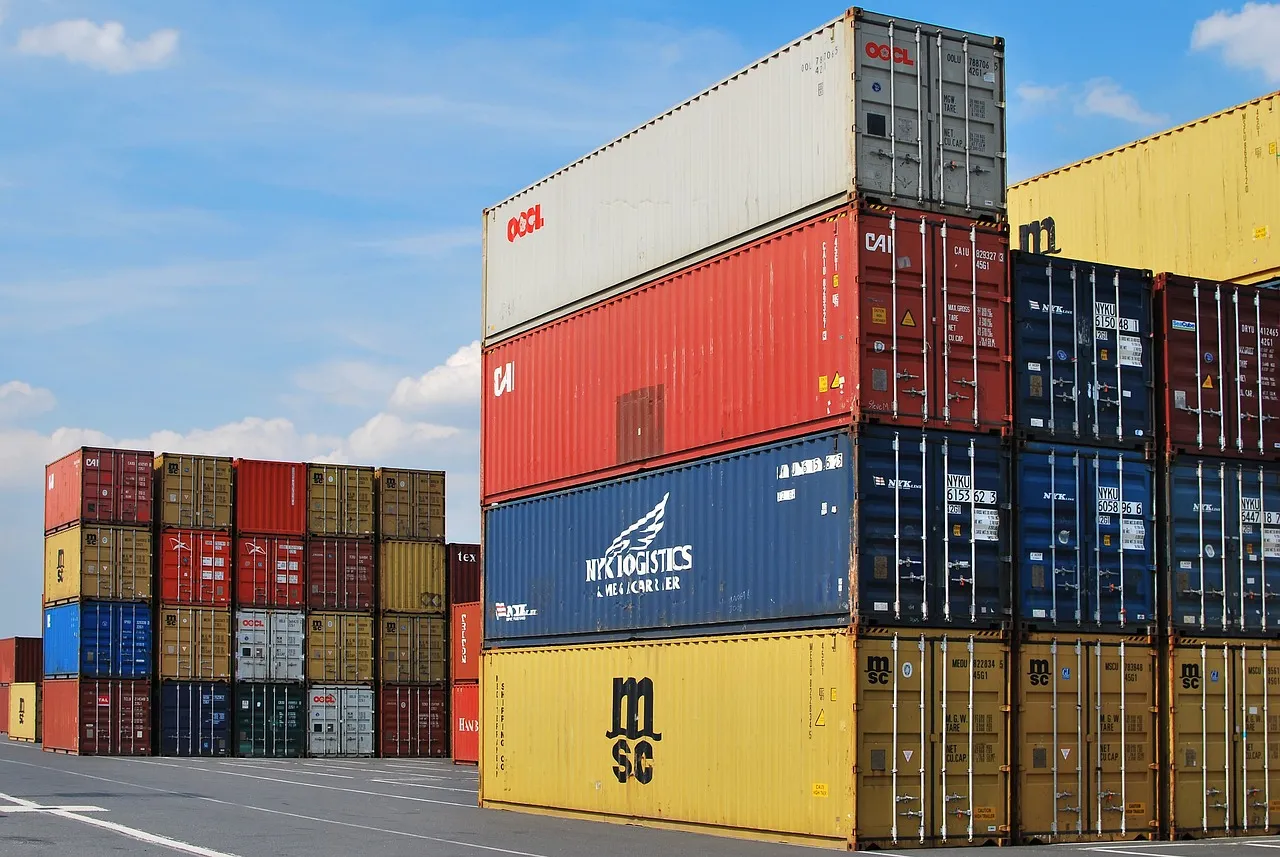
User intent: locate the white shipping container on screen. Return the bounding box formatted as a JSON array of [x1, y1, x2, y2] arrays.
[[236, 610, 305, 682], [482, 8, 1005, 342], [307, 685, 374, 757]]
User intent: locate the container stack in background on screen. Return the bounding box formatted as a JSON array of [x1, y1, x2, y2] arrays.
[[1, 637, 43, 743], [447, 544, 479, 764]]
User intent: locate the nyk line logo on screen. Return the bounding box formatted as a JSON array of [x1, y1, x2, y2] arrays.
[[586, 493, 692, 597]]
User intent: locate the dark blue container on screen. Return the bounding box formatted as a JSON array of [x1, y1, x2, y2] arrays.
[[1165, 457, 1280, 635], [1015, 443, 1156, 631], [43, 601, 152, 678], [483, 426, 1010, 645], [1012, 252, 1153, 447], [161, 682, 230, 757]]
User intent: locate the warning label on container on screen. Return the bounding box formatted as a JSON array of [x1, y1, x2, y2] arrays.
[[974, 508, 1000, 542], [812, 783, 829, 798], [973, 807, 996, 822], [1122, 520, 1146, 552], [1118, 334, 1144, 367], [1264, 528, 1280, 559], [872, 306, 887, 325]]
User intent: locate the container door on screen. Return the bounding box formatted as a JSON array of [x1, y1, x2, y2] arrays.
[[309, 689, 339, 756], [857, 431, 929, 623], [1017, 447, 1086, 627], [1232, 465, 1280, 634], [1091, 639, 1157, 838], [1170, 641, 1234, 836], [1089, 451, 1155, 629], [1013, 257, 1083, 441], [1168, 460, 1231, 633], [933, 434, 1006, 626], [341, 688, 374, 756], [1228, 285, 1280, 456], [851, 17, 928, 207], [1235, 644, 1280, 833], [927, 25, 1004, 213], [235, 611, 267, 682], [1017, 638, 1085, 841], [1089, 266, 1153, 446], [271, 612, 305, 682], [1160, 280, 1232, 455]]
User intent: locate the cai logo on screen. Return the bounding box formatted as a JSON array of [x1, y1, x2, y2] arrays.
[[585, 493, 692, 597], [608, 677, 662, 785]]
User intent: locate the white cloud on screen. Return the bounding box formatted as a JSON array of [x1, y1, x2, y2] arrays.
[[1192, 2, 1280, 82], [390, 340, 480, 412], [294, 360, 402, 408], [0, 380, 56, 423], [17, 19, 179, 74], [1076, 78, 1167, 126], [1017, 83, 1066, 106]]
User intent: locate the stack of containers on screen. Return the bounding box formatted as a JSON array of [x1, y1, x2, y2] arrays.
[[376, 469, 449, 758], [1, 637, 42, 741], [479, 9, 1012, 850], [155, 454, 234, 757], [41, 447, 154, 755], [233, 460, 308, 758], [447, 544, 479, 764]]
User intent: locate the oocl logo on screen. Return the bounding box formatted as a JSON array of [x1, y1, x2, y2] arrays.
[[507, 204, 545, 243], [314, 694, 336, 704], [865, 41, 914, 66]]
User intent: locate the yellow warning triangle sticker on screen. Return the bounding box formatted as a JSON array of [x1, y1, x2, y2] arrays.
[[1203, 375, 1214, 389], [814, 709, 826, 727], [831, 372, 843, 390], [901, 310, 917, 327]]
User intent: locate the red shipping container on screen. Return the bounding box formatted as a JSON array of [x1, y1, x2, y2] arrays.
[[379, 683, 449, 758], [0, 685, 8, 735], [160, 529, 232, 606], [480, 203, 1011, 503], [42, 678, 152, 755], [450, 603, 479, 683], [44, 447, 153, 533], [234, 459, 307, 536], [235, 536, 306, 607], [447, 543, 479, 605], [307, 538, 374, 611], [1156, 274, 1280, 458], [452, 682, 478, 764], [0, 637, 42, 684]]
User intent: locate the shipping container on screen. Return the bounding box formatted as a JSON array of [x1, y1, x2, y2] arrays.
[[158, 607, 231, 680], [447, 544, 479, 605], [452, 681, 478, 764], [308, 685, 374, 757], [376, 468, 445, 541], [482, 10, 1006, 343], [481, 627, 1009, 849], [1015, 444, 1156, 631], [159, 529, 232, 606], [236, 609, 305, 682], [379, 541, 446, 614], [41, 678, 151, 755], [156, 454, 234, 530], [1164, 457, 1280, 635], [0, 637, 42, 684], [482, 205, 1011, 504], [380, 615, 447, 684], [1011, 253, 1154, 446], [1008, 93, 1279, 287], [307, 464, 375, 537], [379, 683, 449, 758], [44, 447, 152, 533], [485, 426, 1009, 645], [1015, 633, 1158, 843], [235, 535, 305, 608], [307, 612, 374, 683], [1156, 274, 1280, 458], [7, 683, 40, 743], [451, 603, 479, 683], [306, 538, 374, 611], [0, 685, 8, 735], [1167, 636, 1280, 838], [160, 681, 230, 757], [234, 459, 306, 536], [235, 682, 305, 758], [43, 602, 152, 679], [43, 525, 153, 606]]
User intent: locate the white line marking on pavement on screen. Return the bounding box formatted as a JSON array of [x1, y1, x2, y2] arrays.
[[1245, 844, 1280, 849], [0, 805, 108, 813], [217, 761, 354, 779], [369, 778, 477, 794]]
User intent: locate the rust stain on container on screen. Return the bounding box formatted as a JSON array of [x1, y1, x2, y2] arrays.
[[307, 612, 374, 684], [43, 525, 152, 606], [307, 464, 375, 537], [156, 454, 233, 530], [376, 468, 445, 541]]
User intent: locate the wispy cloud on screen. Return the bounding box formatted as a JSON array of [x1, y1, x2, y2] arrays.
[[1192, 2, 1280, 83], [1076, 78, 1167, 126], [1016, 83, 1067, 106], [294, 360, 403, 408], [17, 19, 180, 73], [0, 381, 56, 424]]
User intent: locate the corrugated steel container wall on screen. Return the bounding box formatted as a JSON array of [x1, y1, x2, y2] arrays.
[[485, 427, 1009, 645], [451, 603, 479, 683], [447, 544, 480, 605], [482, 11, 1006, 342], [376, 468, 445, 541], [307, 464, 375, 537], [1164, 457, 1280, 635], [0, 685, 8, 735], [0, 637, 43, 684], [235, 682, 306, 758], [379, 683, 449, 758], [41, 678, 152, 756], [482, 205, 1011, 504], [43, 525, 152, 606], [480, 627, 1009, 849], [160, 681, 230, 757], [452, 681, 478, 764], [234, 459, 306, 536], [156, 454, 234, 530], [43, 602, 152, 679], [307, 612, 374, 683], [158, 607, 231, 681], [235, 610, 305, 682], [7, 683, 40, 742], [159, 529, 232, 606], [306, 538, 375, 611], [44, 447, 153, 533], [308, 685, 374, 757], [1011, 253, 1154, 446], [379, 541, 446, 614], [1008, 93, 1279, 287], [1156, 275, 1280, 458], [1015, 444, 1156, 631], [1015, 633, 1158, 843], [235, 535, 305, 608], [379, 615, 447, 684]]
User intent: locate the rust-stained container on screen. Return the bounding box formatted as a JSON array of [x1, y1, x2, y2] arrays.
[[0, 637, 43, 685], [480, 627, 1009, 850], [379, 683, 449, 758], [376, 468, 445, 541], [159, 529, 232, 607], [235, 535, 305, 608], [1015, 633, 1159, 843], [307, 538, 374, 611], [41, 678, 151, 755], [307, 612, 374, 684], [452, 681, 478, 764], [380, 615, 447, 684], [481, 204, 1011, 504], [451, 603, 479, 683], [44, 447, 153, 534], [156, 454, 234, 531], [8, 683, 41, 742], [158, 607, 232, 680], [234, 459, 306, 536], [447, 544, 479, 605], [307, 464, 375, 537], [379, 541, 446, 614], [0, 686, 8, 735], [43, 525, 152, 606]]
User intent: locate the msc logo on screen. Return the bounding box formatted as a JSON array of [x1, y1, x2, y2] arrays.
[[312, 472, 325, 485], [385, 477, 398, 489], [865, 41, 914, 66], [312, 619, 323, 633], [507, 204, 545, 242], [866, 655, 891, 685], [1018, 217, 1060, 255], [164, 613, 178, 627], [16, 698, 25, 725], [608, 677, 662, 784], [56, 549, 65, 583], [167, 462, 180, 475], [1181, 664, 1201, 689], [493, 362, 514, 397], [1028, 658, 1051, 686]]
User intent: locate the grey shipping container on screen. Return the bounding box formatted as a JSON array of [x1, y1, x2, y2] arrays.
[[235, 610, 305, 682], [308, 685, 374, 757]]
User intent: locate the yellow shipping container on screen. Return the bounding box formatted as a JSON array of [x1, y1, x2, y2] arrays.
[[308, 612, 374, 683], [307, 464, 375, 538], [8, 683, 41, 743], [43, 524, 152, 606], [159, 607, 232, 680], [155, 454, 233, 530], [1009, 92, 1279, 285], [375, 468, 445, 542], [480, 628, 1010, 850], [380, 614, 446, 683], [378, 541, 446, 614]]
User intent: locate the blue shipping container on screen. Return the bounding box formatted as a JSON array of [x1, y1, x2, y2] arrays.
[[43, 601, 153, 678], [1166, 457, 1280, 635], [1012, 253, 1153, 447], [161, 682, 230, 757], [1015, 443, 1156, 630], [484, 427, 1009, 644]]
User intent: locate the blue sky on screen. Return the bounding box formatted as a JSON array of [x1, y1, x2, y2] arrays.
[[1, 0, 1277, 636]]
